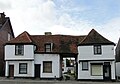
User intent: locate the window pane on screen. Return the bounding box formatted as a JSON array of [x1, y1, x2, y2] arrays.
[[19, 63, 27, 74], [46, 45, 50, 48], [45, 44, 51, 52], [43, 61, 52, 73], [46, 48, 51, 52], [15, 45, 24, 55], [82, 62, 88, 70], [91, 65, 103, 76], [94, 45, 102, 54]]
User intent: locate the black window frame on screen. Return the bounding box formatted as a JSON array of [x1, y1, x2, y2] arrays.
[[82, 61, 88, 70], [43, 61, 52, 73], [15, 45, 24, 55], [45, 43, 52, 52], [19, 63, 27, 74], [94, 45, 102, 55]]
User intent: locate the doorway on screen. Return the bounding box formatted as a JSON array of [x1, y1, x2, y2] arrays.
[[103, 62, 111, 80], [9, 65, 14, 77], [35, 64, 40, 78]]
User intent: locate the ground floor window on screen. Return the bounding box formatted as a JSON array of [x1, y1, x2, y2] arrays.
[[19, 63, 27, 74], [43, 61, 52, 73], [91, 64, 103, 76], [82, 61, 88, 70]]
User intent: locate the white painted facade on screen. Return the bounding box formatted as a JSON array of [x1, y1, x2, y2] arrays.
[[5, 61, 34, 77], [35, 54, 61, 78], [5, 45, 34, 60], [5, 45, 62, 78], [78, 45, 115, 80], [78, 45, 115, 60]]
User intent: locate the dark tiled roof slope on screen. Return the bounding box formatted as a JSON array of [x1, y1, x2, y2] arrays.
[[79, 29, 115, 45], [31, 35, 85, 53]]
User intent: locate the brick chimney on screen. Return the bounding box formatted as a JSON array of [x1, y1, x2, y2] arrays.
[[0, 12, 6, 26], [45, 32, 52, 35]]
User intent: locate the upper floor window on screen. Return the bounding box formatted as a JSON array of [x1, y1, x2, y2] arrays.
[[15, 45, 24, 55], [94, 45, 102, 55], [45, 43, 53, 52]]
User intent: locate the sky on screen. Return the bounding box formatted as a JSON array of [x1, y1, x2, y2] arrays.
[[0, 0, 120, 43]]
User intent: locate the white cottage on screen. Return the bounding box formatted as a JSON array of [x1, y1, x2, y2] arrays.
[[77, 29, 116, 81], [5, 31, 85, 79], [5, 29, 116, 81]]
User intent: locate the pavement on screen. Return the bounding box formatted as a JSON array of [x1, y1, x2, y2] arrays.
[[0, 77, 120, 84]]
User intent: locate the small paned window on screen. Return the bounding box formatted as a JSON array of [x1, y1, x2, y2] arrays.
[[94, 45, 102, 55], [45, 43, 53, 52], [19, 63, 27, 74], [43, 61, 52, 73], [15, 45, 24, 55], [82, 61, 88, 70]]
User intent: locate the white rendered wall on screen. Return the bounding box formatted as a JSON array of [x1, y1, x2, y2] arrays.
[[35, 54, 61, 78], [5, 61, 34, 77], [5, 45, 34, 60], [78, 61, 115, 80], [77, 45, 115, 80], [78, 45, 115, 61], [78, 61, 103, 79]]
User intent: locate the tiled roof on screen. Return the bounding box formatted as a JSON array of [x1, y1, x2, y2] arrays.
[[79, 29, 115, 45], [7, 31, 33, 44], [6, 31, 86, 54], [31, 35, 85, 53], [6, 29, 115, 54]]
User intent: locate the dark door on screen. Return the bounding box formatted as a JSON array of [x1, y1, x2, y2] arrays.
[[35, 64, 40, 78], [103, 62, 111, 80], [9, 65, 14, 77]]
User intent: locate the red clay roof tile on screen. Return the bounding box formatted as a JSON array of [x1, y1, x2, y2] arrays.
[[6, 29, 115, 54]]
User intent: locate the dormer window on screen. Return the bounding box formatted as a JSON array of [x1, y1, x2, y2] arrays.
[[45, 43, 53, 52]]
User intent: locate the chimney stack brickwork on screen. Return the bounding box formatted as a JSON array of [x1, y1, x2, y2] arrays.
[[0, 12, 6, 25]]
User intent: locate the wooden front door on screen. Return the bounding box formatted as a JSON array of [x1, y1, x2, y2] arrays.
[[35, 64, 40, 78], [9, 65, 14, 77], [103, 62, 111, 80]]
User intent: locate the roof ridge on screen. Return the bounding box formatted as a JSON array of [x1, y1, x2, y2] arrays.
[[24, 31, 33, 42], [79, 29, 115, 45], [6, 31, 33, 44], [80, 29, 94, 43]]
